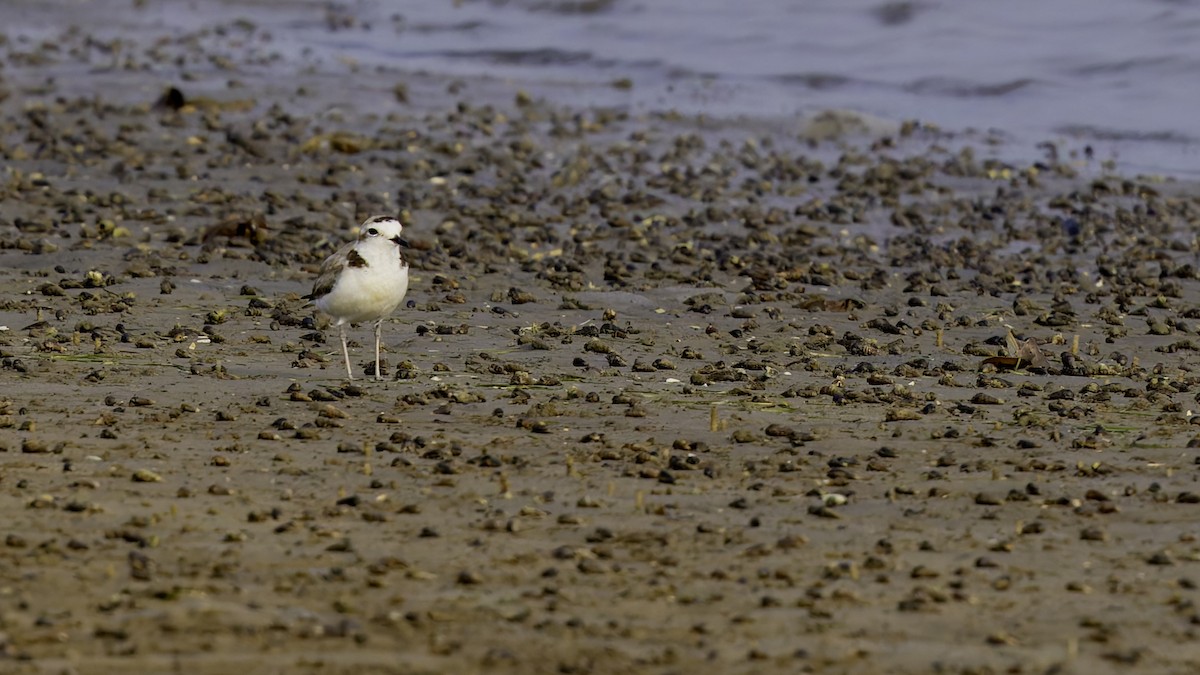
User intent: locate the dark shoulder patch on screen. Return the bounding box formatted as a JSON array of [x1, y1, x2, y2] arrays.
[[347, 249, 369, 268]]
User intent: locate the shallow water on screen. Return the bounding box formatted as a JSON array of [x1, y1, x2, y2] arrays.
[[342, 0, 1200, 176], [7, 0, 1200, 176]]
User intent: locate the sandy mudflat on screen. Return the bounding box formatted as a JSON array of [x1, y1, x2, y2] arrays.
[[1, 3, 1199, 674]]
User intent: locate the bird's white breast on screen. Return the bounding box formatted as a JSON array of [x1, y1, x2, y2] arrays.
[[316, 239, 409, 325]]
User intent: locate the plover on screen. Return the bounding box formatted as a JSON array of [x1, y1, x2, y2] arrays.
[[307, 215, 410, 380]]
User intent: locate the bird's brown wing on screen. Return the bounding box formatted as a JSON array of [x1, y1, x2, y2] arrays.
[[304, 243, 351, 301]]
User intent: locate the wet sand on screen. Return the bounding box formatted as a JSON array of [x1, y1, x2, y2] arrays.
[[1, 3, 1200, 674]]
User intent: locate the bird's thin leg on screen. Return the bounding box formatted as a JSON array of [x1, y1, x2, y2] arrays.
[[374, 319, 383, 381], [340, 324, 354, 381]]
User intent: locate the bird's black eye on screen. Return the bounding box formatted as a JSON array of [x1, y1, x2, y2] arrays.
[[367, 228, 379, 236]]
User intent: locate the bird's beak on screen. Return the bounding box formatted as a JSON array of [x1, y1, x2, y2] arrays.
[[392, 236, 408, 247]]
